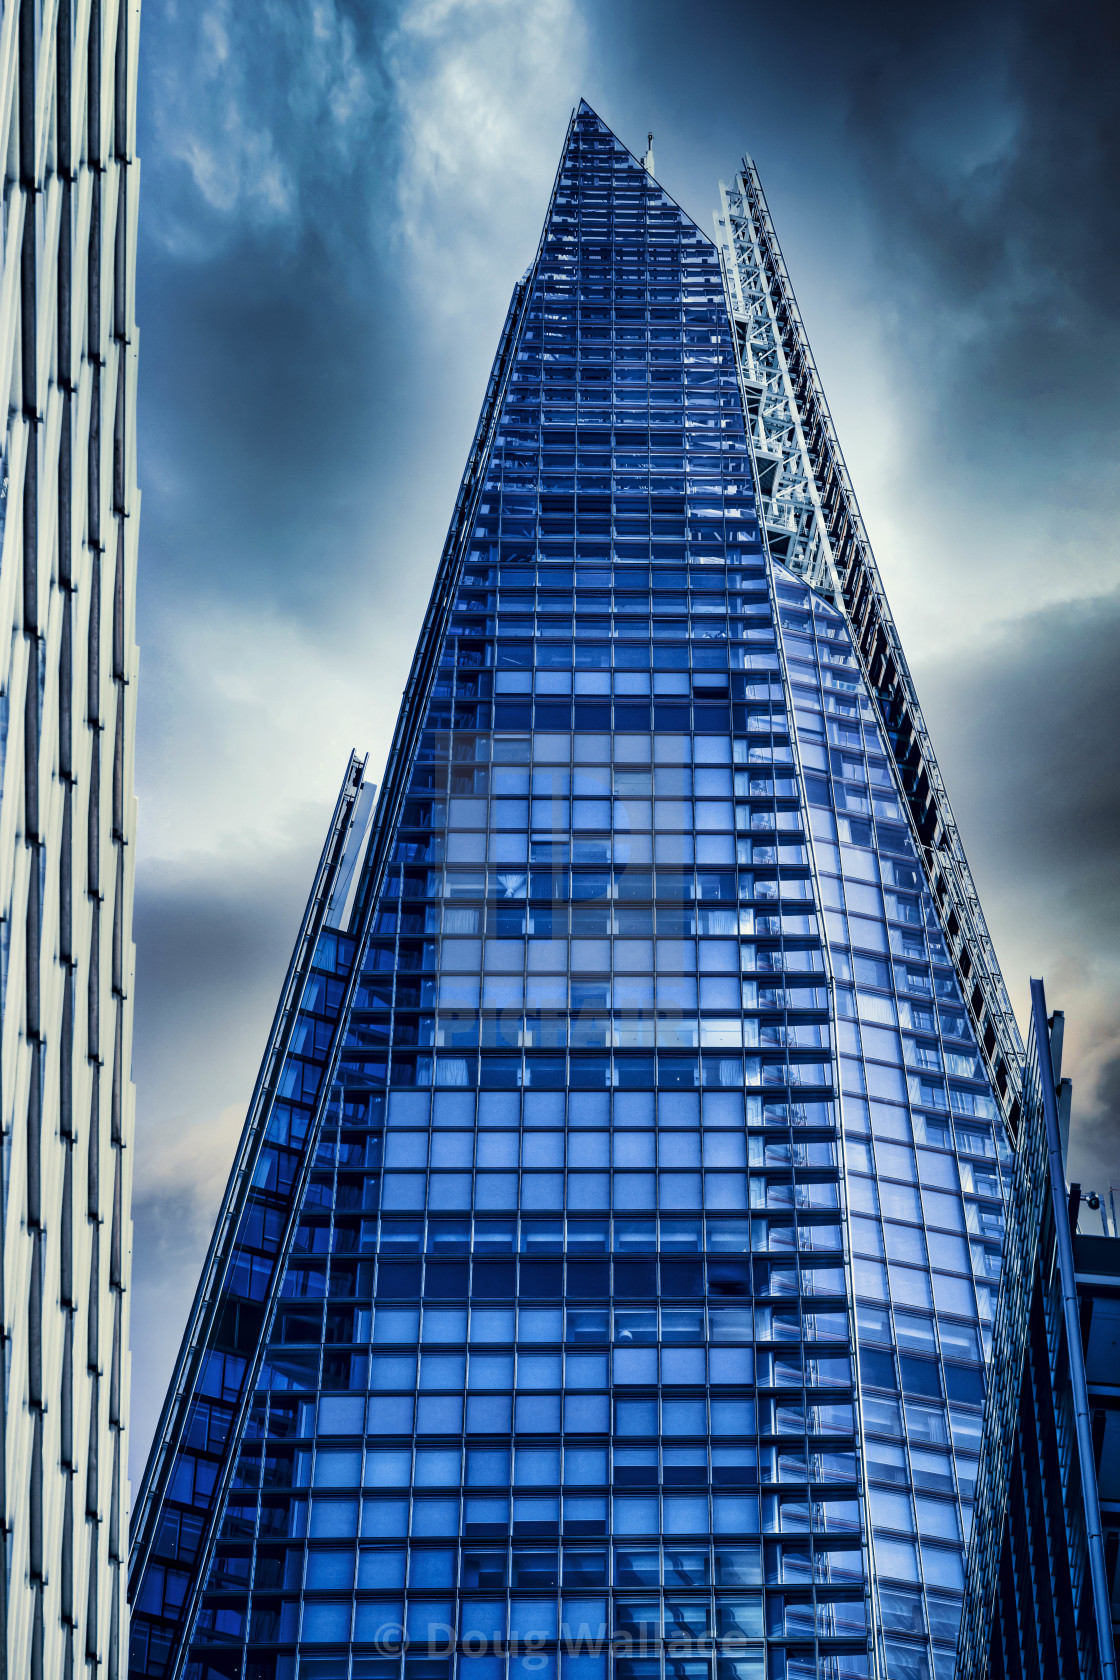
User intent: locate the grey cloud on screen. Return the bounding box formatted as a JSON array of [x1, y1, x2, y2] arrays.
[[916, 589, 1120, 1185], [131, 831, 329, 1204], [846, 1, 1120, 314], [130, 831, 330, 1471], [145, 0, 388, 259], [918, 589, 1120, 923], [835, 0, 1120, 451], [134, 853, 312, 1081], [138, 0, 583, 629], [1078, 1053, 1120, 1231], [581, 1, 1120, 516], [139, 240, 397, 610]]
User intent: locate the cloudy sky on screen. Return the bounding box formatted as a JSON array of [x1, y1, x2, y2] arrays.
[[130, 0, 1120, 1476]]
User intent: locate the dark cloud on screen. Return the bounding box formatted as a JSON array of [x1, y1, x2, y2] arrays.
[[835, 0, 1120, 466], [141, 238, 397, 612], [1081, 1054, 1120, 1232], [843, 0, 1120, 314], [921, 589, 1120, 897], [130, 828, 331, 1457], [916, 589, 1120, 1185], [137, 0, 574, 636], [143, 0, 390, 260], [134, 848, 316, 1086]]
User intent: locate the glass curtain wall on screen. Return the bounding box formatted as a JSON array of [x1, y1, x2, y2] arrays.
[[130, 103, 1009, 1680], [769, 565, 1010, 1679]]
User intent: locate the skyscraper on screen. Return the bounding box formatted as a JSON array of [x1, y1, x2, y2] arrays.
[[959, 985, 1117, 1680], [130, 103, 1044, 1680], [0, 0, 140, 1675]]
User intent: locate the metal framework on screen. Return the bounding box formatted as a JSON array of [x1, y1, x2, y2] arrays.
[[715, 181, 838, 592], [716, 159, 1026, 1137], [960, 985, 1117, 1680]]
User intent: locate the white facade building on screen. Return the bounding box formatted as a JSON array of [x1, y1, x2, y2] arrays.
[[0, 0, 139, 1673]]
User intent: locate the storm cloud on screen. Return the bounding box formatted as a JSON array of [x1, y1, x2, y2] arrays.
[[917, 587, 1120, 1188]]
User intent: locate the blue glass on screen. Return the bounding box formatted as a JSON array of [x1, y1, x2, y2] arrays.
[[128, 103, 1010, 1680]]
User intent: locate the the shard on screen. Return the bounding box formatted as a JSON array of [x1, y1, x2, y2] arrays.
[[128, 102, 1064, 1680]]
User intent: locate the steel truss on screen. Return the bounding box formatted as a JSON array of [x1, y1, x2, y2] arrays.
[[716, 180, 838, 591], [716, 159, 1027, 1136]]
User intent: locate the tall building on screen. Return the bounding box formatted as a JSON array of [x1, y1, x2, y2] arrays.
[[958, 985, 1117, 1680], [0, 0, 140, 1675], [129, 102, 1075, 1680]]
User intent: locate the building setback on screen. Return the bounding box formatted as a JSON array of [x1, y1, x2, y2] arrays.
[[0, 0, 140, 1674], [127, 101, 1111, 1680]]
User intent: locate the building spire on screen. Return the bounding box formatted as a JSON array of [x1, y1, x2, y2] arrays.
[[642, 130, 655, 174]]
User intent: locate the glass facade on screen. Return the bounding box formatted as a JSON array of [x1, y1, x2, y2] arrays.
[[960, 986, 1118, 1680], [129, 103, 1017, 1680], [770, 567, 1009, 1678], [0, 1, 140, 1674]]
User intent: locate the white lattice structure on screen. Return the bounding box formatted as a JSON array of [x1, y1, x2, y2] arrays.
[[715, 156, 1026, 1139], [715, 171, 839, 593], [0, 0, 140, 1673]]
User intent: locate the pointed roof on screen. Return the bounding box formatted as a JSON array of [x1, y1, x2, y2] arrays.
[[564, 96, 714, 243]]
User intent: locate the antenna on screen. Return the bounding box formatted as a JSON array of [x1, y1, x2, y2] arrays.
[[642, 132, 655, 175]]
